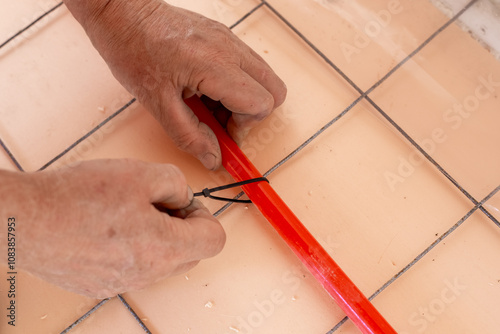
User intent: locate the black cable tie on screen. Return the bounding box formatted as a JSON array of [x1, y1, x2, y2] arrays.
[[193, 177, 269, 203]]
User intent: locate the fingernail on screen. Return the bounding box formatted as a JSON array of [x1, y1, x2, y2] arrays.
[[200, 153, 217, 170]]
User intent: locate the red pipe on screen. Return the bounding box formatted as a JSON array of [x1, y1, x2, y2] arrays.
[[185, 96, 396, 334]]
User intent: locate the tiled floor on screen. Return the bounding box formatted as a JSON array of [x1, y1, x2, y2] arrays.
[[1, 0, 499, 333], [370, 22, 500, 200]]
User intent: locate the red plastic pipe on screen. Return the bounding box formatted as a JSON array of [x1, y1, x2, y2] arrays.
[[185, 96, 396, 334]]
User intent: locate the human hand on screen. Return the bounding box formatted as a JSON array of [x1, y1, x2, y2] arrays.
[[15, 159, 225, 298], [65, 0, 287, 170]]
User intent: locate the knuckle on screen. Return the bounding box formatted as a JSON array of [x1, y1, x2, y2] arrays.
[[256, 67, 273, 83], [171, 130, 199, 152]]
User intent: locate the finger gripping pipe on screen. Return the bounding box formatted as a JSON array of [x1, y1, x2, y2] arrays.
[[185, 96, 396, 334]]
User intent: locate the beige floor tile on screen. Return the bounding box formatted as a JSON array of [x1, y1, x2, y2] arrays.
[[369, 23, 500, 200], [341, 210, 500, 334], [0, 6, 133, 171], [265, 0, 449, 91], [0, 265, 98, 334], [165, 0, 261, 27]]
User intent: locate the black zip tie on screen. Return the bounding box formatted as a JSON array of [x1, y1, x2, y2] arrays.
[[194, 177, 269, 203]]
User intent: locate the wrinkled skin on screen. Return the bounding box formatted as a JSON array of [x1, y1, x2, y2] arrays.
[[7, 159, 225, 298]]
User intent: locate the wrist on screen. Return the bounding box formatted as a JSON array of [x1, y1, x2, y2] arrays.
[[64, 0, 165, 51], [0, 170, 39, 265], [63, 0, 113, 27]]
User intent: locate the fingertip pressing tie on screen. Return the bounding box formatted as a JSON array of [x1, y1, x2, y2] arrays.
[[193, 177, 269, 203]]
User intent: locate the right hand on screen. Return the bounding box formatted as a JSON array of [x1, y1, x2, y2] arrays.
[[65, 0, 287, 170]]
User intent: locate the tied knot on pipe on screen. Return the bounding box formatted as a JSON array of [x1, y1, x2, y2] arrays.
[[194, 177, 269, 203]]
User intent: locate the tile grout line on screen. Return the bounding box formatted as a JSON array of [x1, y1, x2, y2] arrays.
[[0, 1, 64, 50], [117, 294, 153, 334], [327, 184, 499, 333], [58, 298, 110, 334], [0, 137, 24, 171], [229, 2, 265, 29], [480, 206, 500, 227], [38, 98, 136, 171]]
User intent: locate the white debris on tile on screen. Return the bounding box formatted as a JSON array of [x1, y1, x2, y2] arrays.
[[204, 301, 214, 308], [228, 326, 240, 332]]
